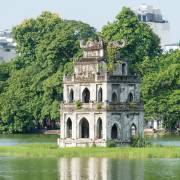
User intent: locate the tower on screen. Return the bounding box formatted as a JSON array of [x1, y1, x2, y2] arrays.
[[58, 39, 144, 147]]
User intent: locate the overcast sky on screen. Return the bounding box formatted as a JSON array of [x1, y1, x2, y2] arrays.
[[1, 0, 179, 43]]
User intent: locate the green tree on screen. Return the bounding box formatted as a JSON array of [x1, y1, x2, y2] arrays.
[[0, 66, 37, 133], [0, 62, 11, 93], [101, 7, 161, 74], [141, 50, 180, 129], [0, 11, 96, 133]]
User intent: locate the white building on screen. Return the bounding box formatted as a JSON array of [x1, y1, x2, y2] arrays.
[[58, 40, 144, 147], [0, 29, 16, 62], [134, 4, 170, 47], [163, 43, 180, 53]]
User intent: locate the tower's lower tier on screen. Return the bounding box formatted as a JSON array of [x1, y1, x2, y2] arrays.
[[58, 110, 144, 147]]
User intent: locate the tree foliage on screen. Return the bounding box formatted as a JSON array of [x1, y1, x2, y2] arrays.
[[101, 7, 161, 74], [0, 8, 179, 133], [141, 50, 180, 129], [101, 7, 179, 129], [0, 11, 96, 133]]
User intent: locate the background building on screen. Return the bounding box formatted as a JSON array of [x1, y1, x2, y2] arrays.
[[134, 4, 170, 47], [0, 29, 16, 62], [163, 43, 180, 53]]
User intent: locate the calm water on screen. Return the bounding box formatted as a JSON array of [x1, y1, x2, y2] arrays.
[[0, 157, 179, 180], [0, 133, 180, 146], [0, 134, 180, 179], [146, 133, 180, 146], [0, 134, 59, 146]]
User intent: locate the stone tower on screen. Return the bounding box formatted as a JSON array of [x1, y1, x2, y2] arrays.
[[58, 39, 144, 147]]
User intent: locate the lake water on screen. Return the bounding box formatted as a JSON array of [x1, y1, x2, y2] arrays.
[[0, 133, 180, 146], [0, 134, 59, 146], [0, 134, 180, 179], [0, 157, 180, 180], [145, 133, 180, 146]]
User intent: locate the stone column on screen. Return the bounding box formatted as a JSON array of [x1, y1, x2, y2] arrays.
[[72, 112, 77, 139], [89, 112, 95, 140], [60, 113, 65, 139]]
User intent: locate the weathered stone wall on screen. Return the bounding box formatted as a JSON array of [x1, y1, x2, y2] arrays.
[[106, 111, 144, 142], [60, 110, 144, 145], [107, 83, 140, 103], [112, 62, 128, 76], [64, 82, 108, 103], [74, 63, 98, 76], [60, 111, 107, 140]]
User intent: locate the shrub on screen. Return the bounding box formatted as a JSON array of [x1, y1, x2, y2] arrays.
[[128, 102, 136, 109], [130, 136, 152, 147], [92, 143, 96, 147], [75, 100, 82, 109], [96, 103, 102, 110], [107, 140, 117, 147]]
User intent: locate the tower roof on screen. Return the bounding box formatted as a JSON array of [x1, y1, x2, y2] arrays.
[[79, 39, 104, 59]]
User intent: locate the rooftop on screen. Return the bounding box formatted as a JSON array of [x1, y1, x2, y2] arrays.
[[134, 4, 168, 23]]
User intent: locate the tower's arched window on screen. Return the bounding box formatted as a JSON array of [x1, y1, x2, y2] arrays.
[[122, 63, 126, 75], [69, 89, 74, 103], [127, 92, 133, 103], [82, 88, 90, 103], [97, 118, 103, 139], [79, 118, 89, 138], [97, 87, 103, 102], [66, 118, 72, 138], [130, 124, 137, 137], [111, 124, 118, 139], [112, 92, 118, 103]]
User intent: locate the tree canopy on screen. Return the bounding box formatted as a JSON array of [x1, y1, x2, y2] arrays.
[[101, 7, 161, 74], [0, 11, 96, 133], [0, 8, 179, 133], [101, 7, 179, 129], [141, 50, 180, 129]]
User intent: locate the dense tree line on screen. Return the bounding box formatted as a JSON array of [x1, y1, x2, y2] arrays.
[[141, 51, 180, 129], [0, 8, 179, 133], [0, 12, 96, 133]]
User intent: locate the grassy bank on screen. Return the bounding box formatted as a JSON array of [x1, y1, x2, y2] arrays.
[[0, 144, 180, 159]]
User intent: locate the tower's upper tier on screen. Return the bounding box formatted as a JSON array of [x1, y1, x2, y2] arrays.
[[80, 40, 104, 58], [70, 39, 130, 78]]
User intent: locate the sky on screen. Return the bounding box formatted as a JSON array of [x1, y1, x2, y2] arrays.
[[0, 0, 179, 43]]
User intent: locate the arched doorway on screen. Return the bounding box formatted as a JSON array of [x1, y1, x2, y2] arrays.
[[130, 124, 137, 136], [79, 118, 89, 138], [112, 92, 118, 103], [127, 92, 133, 103], [122, 63, 126, 75], [111, 124, 118, 139], [82, 88, 90, 103], [66, 118, 72, 138], [69, 89, 74, 103], [97, 118, 103, 139], [97, 87, 103, 102]]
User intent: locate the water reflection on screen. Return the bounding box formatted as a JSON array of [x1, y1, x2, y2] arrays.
[[58, 158, 144, 180], [0, 134, 180, 146], [146, 134, 180, 146], [0, 156, 180, 180]]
